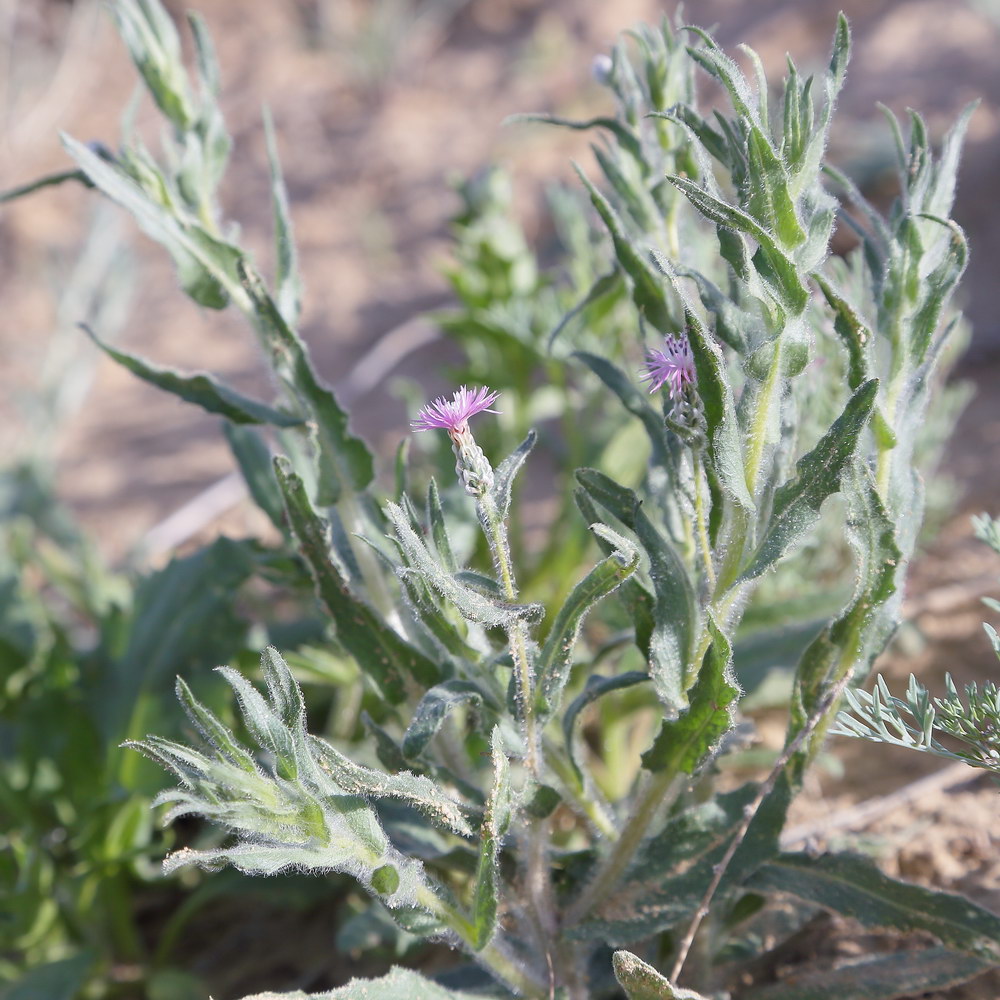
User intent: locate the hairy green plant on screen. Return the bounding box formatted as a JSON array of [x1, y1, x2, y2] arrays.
[[5, 3, 993, 998]]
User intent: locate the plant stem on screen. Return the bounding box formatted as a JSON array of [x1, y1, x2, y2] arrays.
[[691, 451, 716, 592], [416, 885, 546, 998], [743, 336, 784, 498], [478, 494, 540, 775], [669, 669, 855, 983]]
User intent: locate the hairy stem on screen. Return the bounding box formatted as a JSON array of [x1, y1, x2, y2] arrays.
[[416, 885, 546, 997], [692, 451, 716, 592]]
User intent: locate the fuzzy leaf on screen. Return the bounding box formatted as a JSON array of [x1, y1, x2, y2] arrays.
[[264, 108, 302, 328], [402, 680, 489, 760], [563, 671, 650, 785], [641, 614, 739, 772], [535, 524, 640, 720], [83, 324, 301, 426], [613, 951, 708, 1000], [663, 176, 809, 313], [236, 966, 498, 999], [738, 946, 990, 1000], [224, 423, 285, 529], [547, 267, 624, 350], [386, 502, 542, 629], [508, 112, 644, 166], [308, 738, 472, 838], [574, 166, 676, 333], [242, 266, 373, 503], [741, 379, 878, 581], [577, 469, 696, 712], [490, 431, 537, 520], [275, 460, 440, 701], [748, 852, 1000, 962], [130, 649, 425, 908]]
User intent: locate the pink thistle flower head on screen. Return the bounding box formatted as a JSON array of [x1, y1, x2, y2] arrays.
[[411, 385, 501, 435], [640, 335, 695, 400]]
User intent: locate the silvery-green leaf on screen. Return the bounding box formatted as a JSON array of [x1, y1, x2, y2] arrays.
[[748, 852, 1000, 962], [243, 266, 374, 503], [740, 379, 878, 582], [276, 461, 440, 701], [402, 680, 491, 760], [224, 423, 285, 529], [574, 488, 655, 657], [535, 524, 640, 720], [507, 112, 644, 167], [663, 176, 808, 313], [264, 107, 302, 328], [110, 0, 194, 130], [426, 478, 457, 574], [62, 134, 242, 309], [82, 324, 301, 426], [386, 502, 541, 629], [576, 469, 695, 712], [573, 780, 786, 944], [490, 431, 536, 520], [308, 737, 472, 838], [790, 464, 901, 744], [641, 614, 739, 772], [236, 965, 502, 999], [130, 649, 426, 909], [744, 127, 805, 250], [735, 947, 990, 1000], [574, 166, 675, 334], [910, 215, 968, 365], [471, 728, 512, 950], [563, 671, 650, 785], [612, 950, 708, 1000]]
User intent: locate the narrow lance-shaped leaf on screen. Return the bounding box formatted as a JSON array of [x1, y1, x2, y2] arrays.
[[576, 469, 696, 712], [402, 680, 490, 760], [664, 174, 809, 313], [547, 267, 624, 351], [574, 165, 676, 334], [536, 524, 640, 720], [490, 430, 536, 520], [735, 947, 991, 1000], [236, 966, 496, 1000], [386, 501, 542, 629], [613, 950, 709, 1000], [264, 107, 302, 328], [470, 728, 513, 950], [563, 671, 650, 785], [506, 112, 645, 167], [242, 263, 374, 504], [62, 134, 243, 309], [748, 852, 1000, 963], [308, 736, 473, 838], [275, 459, 440, 702], [82, 324, 302, 426], [740, 379, 878, 582], [641, 614, 739, 772], [224, 423, 286, 529]]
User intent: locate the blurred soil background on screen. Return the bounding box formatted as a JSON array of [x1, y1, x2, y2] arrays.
[[4, 0, 1000, 994]]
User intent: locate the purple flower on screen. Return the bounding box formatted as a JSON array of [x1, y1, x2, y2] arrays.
[[640, 335, 695, 400], [411, 385, 501, 435]]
